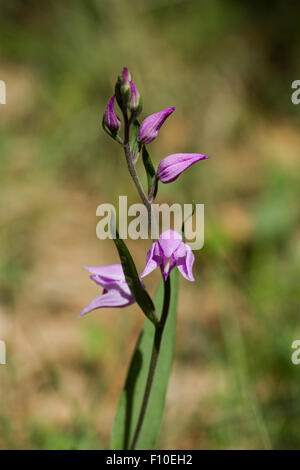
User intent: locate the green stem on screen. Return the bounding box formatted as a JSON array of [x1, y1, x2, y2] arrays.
[[130, 273, 171, 450], [123, 114, 152, 230]]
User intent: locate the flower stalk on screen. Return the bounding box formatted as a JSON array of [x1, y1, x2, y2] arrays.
[[123, 111, 152, 232], [130, 270, 171, 450]]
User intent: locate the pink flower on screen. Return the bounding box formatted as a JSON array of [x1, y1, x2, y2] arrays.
[[141, 230, 195, 281], [129, 81, 142, 114], [138, 107, 175, 145], [157, 153, 209, 183], [103, 96, 121, 135], [79, 264, 135, 317]]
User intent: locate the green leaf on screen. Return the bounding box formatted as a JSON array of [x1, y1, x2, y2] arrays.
[[110, 269, 179, 450], [112, 227, 158, 325], [142, 146, 158, 201], [130, 120, 141, 163]]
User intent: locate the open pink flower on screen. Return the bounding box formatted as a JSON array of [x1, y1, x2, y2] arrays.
[[141, 230, 195, 281], [157, 153, 209, 183], [138, 107, 175, 145], [79, 264, 135, 317]]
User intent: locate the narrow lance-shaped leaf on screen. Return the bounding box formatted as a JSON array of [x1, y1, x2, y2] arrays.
[[142, 145, 158, 202], [111, 218, 158, 326], [111, 269, 179, 450]]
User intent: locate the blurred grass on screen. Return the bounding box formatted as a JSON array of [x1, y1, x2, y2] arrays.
[[0, 0, 300, 449]]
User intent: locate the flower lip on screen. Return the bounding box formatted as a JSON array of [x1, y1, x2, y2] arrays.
[[138, 107, 175, 145], [157, 153, 209, 184]]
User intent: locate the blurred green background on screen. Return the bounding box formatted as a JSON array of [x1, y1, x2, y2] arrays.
[[0, 0, 300, 449]]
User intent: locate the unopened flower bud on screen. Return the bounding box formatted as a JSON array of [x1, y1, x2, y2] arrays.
[[157, 153, 209, 183], [103, 96, 121, 135], [138, 107, 175, 145], [115, 67, 132, 109], [129, 81, 142, 115]]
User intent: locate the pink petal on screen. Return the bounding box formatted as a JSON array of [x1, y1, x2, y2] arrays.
[[89, 275, 132, 297], [140, 242, 162, 278], [84, 264, 125, 281], [79, 288, 134, 317], [173, 242, 195, 282], [158, 230, 182, 258]]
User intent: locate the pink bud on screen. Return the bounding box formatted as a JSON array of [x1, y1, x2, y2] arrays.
[[103, 96, 121, 135], [157, 153, 209, 183], [138, 107, 175, 145]]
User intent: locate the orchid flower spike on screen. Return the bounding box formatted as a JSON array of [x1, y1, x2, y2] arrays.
[[138, 107, 175, 145], [141, 230, 195, 282], [157, 153, 209, 183], [103, 96, 121, 135], [79, 264, 135, 317]]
